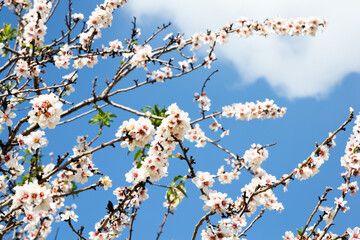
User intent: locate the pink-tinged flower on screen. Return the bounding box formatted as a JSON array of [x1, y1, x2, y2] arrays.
[[60, 210, 78, 222], [0, 176, 7, 193], [23, 130, 48, 152], [99, 176, 112, 190], [163, 32, 173, 41], [14, 59, 30, 78], [282, 231, 295, 240], [0, 108, 16, 127], [194, 92, 211, 112], [72, 13, 84, 21], [209, 122, 221, 132], [192, 171, 214, 190], [347, 227, 360, 240], [319, 206, 336, 225], [334, 197, 347, 207], [125, 167, 148, 185], [0, 42, 4, 55], [220, 129, 229, 138], [178, 60, 189, 71]]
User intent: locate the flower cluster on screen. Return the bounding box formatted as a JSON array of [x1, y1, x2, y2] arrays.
[[201, 214, 247, 240], [185, 124, 207, 148], [116, 117, 155, 151], [50, 136, 95, 197], [190, 17, 326, 52], [295, 135, 335, 181], [20, 0, 52, 47], [341, 111, 360, 175], [11, 180, 56, 239], [241, 175, 284, 214], [129, 45, 153, 70], [1, 150, 24, 179], [28, 93, 63, 129], [338, 181, 359, 196], [194, 92, 211, 111], [4, 0, 32, 10], [201, 224, 233, 240], [158, 103, 191, 140], [217, 165, 240, 185], [202, 190, 232, 214], [113, 186, 149, 207], [243, 144, 269, 170], [54, 44, 73, 69], [88, 186, 149, 239], [147, 66, 173, 82], [102, 39, 124, 59], [282, 229, 336, 240], [222, 99, 286, 121], [89, 212, 129, 240], [125, 103, 190, 185], [73, 55, 99, 69], [265, 16, 327, 37], [69, 136, 95, 184], [80, 0, 128, 48]]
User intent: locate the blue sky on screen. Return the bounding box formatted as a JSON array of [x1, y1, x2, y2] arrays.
[[1, 0, 360, 239]]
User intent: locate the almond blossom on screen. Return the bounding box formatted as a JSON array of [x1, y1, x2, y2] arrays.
[[341, 111, 360, 173], [28, 93, 63, 129], [185, 123, 207, 148], [23, 130, 48, 152], [116, 116, 155, 151], [0, 108, 16, 127], [222, 99, 286, 121]]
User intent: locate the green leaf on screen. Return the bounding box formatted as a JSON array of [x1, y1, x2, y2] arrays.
[[176, 184, 187, 198], [89, 106, 117, 128], [166, 187, 173, 203], [134, 149, 142, 161], [296, 227, 304, 235], [173, 175, 185, 182], [141, 104, 168, 128]]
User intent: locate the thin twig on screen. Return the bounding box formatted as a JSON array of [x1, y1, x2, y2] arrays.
[[155, 207, 171, 240], [52, 182, 100, 198], [67, 219, 87, 240], [254, 109, 354, 197], [238, 209, 265, 237], [191, 211, 215, 240], [300, 187, 333, 239], [128, 207, 137, 240]]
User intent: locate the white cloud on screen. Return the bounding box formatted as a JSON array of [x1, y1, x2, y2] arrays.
[[126, 0, 360, 99]]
